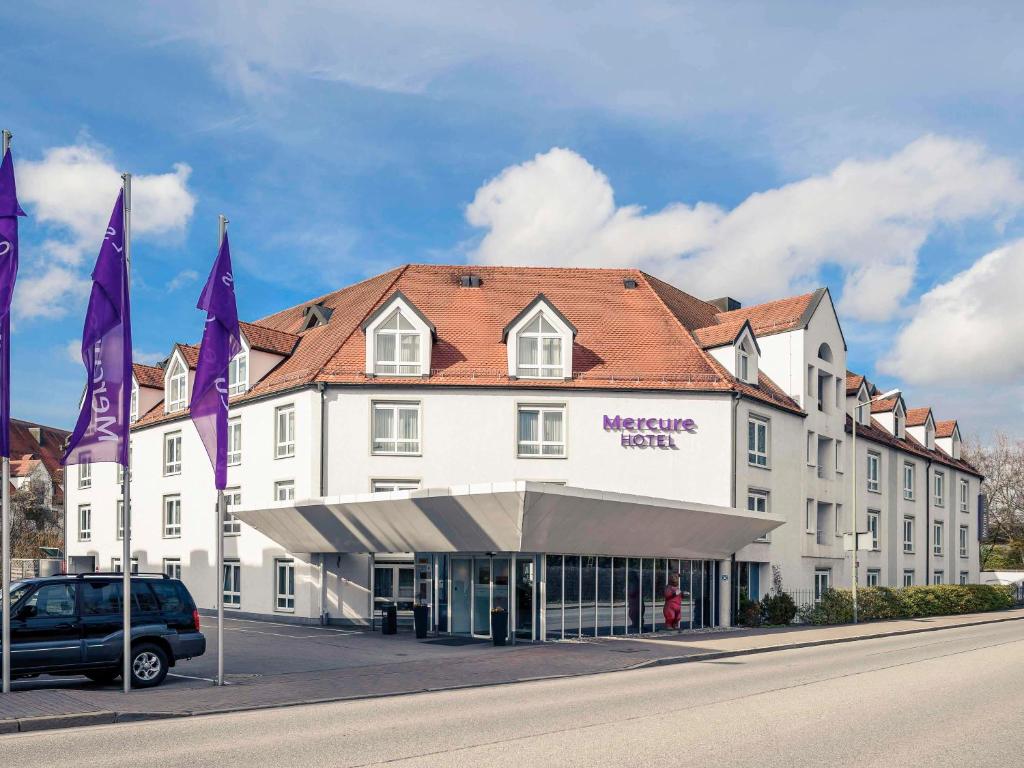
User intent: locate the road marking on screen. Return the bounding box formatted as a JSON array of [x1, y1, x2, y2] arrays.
[[168, 672, 221, 682], [218, 616, 359, 634], [225, 628, 357, 640]]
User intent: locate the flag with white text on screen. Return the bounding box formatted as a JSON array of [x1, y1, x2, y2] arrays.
[[0, 148, 25, 458]]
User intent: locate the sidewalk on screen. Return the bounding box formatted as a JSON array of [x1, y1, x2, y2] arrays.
[[2, 607, 1021, 734]]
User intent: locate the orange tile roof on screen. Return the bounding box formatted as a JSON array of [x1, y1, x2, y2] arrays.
[[936, 419, 958, 438], [133, 264, 803, 429], [711, 290, 820, 338], [692, 316, 750, 349], [846, 371, 865, 396], [906, 407, 932, 427], [133, 363, 164, 389], [239, 321, 299, 356], [870, 397, 899, 414], [847, 415, 980, 477], [7, 419, 70, 502]]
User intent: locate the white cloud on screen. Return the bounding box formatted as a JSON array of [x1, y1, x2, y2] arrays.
[[133, 350, 166, 366], [64, 339, 82, 365], [166, 269, 199, 292], [466, 137, 1024, 321], [15, 266, 91, 320], [879, 239, 1024, 385]]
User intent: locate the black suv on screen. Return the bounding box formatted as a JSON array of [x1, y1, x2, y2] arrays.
[[5, 573, 205, 688]]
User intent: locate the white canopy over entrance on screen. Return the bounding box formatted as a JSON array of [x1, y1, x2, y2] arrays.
[[231, 482, 782, 560]]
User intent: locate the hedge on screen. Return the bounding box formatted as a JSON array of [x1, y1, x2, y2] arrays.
[[798, 584, 1016, 625]]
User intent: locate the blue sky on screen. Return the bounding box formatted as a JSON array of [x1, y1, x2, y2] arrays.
[[4, 2, 1024, 436]]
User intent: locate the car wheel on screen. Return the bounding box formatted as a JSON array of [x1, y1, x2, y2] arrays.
[[130, 643, 169, 688], [85, 670, 119, 684]]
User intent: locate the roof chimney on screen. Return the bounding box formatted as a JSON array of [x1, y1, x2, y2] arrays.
[[709, 296, 741, 312], [459, 274, 482, 288]]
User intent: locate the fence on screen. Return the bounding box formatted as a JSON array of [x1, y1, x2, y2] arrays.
[[11, 558, 63, 580]]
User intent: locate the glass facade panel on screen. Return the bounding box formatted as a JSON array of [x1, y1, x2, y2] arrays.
[[691, 562, 705, 629], [627, 557, 643, 632], [655, 559, 667, 631], [563, 555, 581, 638], [612, 557, 627, 635], [581, 556, 597, 637], [597, 557, 613, 636], [545, 555, 563, 640], [642, 558, 655, 633], [473, 558, 491, 636]]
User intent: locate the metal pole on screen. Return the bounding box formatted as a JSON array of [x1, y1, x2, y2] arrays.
[[121, 173, 132, 692], [851, 403, 858, 625], [216, 213, 227, 687], [2, 128, 11, 695]]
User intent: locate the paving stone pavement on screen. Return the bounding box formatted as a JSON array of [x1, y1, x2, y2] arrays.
[[1, 607, 1021, 732]]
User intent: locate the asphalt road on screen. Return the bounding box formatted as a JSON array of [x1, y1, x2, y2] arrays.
[[2, 620, 1022, 767]]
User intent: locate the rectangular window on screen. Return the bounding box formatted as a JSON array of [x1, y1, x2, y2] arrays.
[[111, 557, 139, 574], [867, 510, 880, 550], [227, 418, 242, 466], [78, 462, 92, 489], [933, 520, 944, 556], [866, 569, 880, 587], [903, 516, 915, 553], [748, 416, 769, 467], [959, 479, 969, 513], [903, 569, 914, 587], [814, 569, 831, 601], [959, 571, 969, 585], [738, 350, 750, 382], [806, 431, 816, 466], [275, 405, 296, 458], [371, 480, 420, 492], [748, 489, 770, 541], [78, 504, 91, 541], [835, 440, 843, 473], [223, 560, 241, 608], [163, 559, 182, 580], [116, 500, 124, 540], [517, 405, 566, 457], [903, 463, 915, 500], [806, 364, 815, 398], [164, 431, 182, 476], [866, 452, 880, 492], [805, 498, 814, 533], [959, 525, 969, 558], [275, 559, 295, 612], [163, 495, 182, 538], [934, 471, 945, 506], [371, 401, 420, 455], [274, 480, 295, 501], [835, 503, 843, 535], [228, 351, 248, 395], [130, 386, 139, 422], [933, 570, 944, 585], [224, 488, 242, 536]]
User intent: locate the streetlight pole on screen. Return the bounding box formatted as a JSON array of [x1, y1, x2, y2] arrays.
[[851, 387, 900, 625]]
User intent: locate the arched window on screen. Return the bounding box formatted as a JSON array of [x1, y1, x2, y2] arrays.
[[167, 358, 187, 412], [375, 311, 421, 375], [228, 349, 248, 395], [517, 314, 562, 378], [817, 343, 833, 363]]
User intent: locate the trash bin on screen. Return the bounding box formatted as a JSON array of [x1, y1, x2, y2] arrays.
[[382, 604, 398, 635], [490, 608, 508, 646], [413, 604, 429, 639]]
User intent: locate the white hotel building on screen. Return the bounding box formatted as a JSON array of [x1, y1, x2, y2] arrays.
[[65, 265, 982, 640]]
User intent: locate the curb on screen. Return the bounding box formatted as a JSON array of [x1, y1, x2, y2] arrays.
[[2, 611, 1022, 734]]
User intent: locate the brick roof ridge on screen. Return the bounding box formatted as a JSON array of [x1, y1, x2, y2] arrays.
[[640, 271, 721, 330]]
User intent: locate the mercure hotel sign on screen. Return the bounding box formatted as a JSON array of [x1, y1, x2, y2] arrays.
[[603, 415, 697, 449]]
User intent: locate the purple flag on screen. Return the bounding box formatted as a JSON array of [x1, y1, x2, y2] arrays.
[[0, 149, 25, 458], [190, 232, 240, 490], [62, 191, 132, 467]]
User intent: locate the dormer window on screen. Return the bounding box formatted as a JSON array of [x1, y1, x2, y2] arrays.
[[228, 348, 249, 395], [735, 331, 758, 384], [925, 418, 936, 450], [517, 314, 562, 378], [738, 349, 750, 381], [167, 358, 187, 412], [130, 383, 139, 422], [858, 390, 870, 425], [375, 311, 421, 375], [894, 402, 906, 439]]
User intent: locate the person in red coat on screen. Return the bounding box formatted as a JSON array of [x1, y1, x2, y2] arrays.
[[663, 572, 688, 630]]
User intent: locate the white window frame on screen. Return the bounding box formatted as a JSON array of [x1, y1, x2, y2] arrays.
[[517, 404, 566, 458], [748, 415, 769, 468], [515, 312, 565, 379], [224, 488, 242, 536], [866, 452, 880, 493], [373, 309, 423, 377], [903, 570, 914, 587], [371, 401, 421, 456], [78, 504, 91, 542], [274, 480, 295, 501], [959, 571, 969, 585], [228, 346, 249, 396], [275, 405, 296, 459], [223, 560, 241, 608], [163, 559, 182, 580], [866, 569, 880, 588], [959, 525, 969, 558], [903, 516, 915, 553], [117, 500, 124, 541], [166, 357, 187, 413], [867, 510, 880, 550], [78, 462, 92, 490], [275, 559, 296, 612], [748, 489, 770, 541], [164, 431, 182, 476], [227, 417, 242, 466], [903, 462, 915, 500], [933, 570, 944, 585], [371, 479, 420, 492], [814, 569, 831, 601], [959, 479, 969, 513], [163, 494, 182, 538], [934, 471, 945, 507], [111, 557, 138, 574], [933, 520, 944, 556], [738, 348, 750, 382]]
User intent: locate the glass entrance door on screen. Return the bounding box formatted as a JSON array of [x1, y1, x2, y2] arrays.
[[472, 558, 491, 635], [515, 558, 534, 641], [451, 558, 471, 634]]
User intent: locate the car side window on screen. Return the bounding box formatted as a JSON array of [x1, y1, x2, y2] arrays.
[[132, 582, 160, 612], [81, 582, 122, 616], [150, 581, 185, 612], [22, 584, 77, 619]]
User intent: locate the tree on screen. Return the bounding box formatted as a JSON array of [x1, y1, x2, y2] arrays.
[[10, 477, 62, 558], [963, 432, 1024, 570]]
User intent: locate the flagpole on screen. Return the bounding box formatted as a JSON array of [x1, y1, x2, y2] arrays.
[[1, 127, 11, 696], [121, 172, 132, 694], [216, 213, 227, 687]]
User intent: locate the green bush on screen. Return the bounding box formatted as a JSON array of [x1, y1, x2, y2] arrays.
[[798, 584, 1015, 625], [759, 591, 797, 625]]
